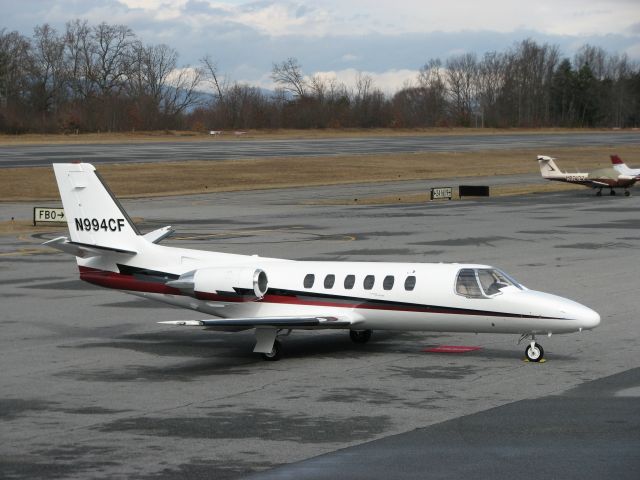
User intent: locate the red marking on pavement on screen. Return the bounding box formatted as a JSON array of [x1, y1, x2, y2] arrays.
[[423, 345, 482, 353]]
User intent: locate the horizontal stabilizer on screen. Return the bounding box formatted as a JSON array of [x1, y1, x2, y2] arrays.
[[159, 316, 352, 330], [44, 236, 137, 258], [143, 226, 174, 244]]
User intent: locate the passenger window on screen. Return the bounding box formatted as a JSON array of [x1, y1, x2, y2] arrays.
[[383, 275, 394, 290], [404, 275, 416, 291], [363, 275, 375, 290], [455, 269, 483, 298], [344, 274, 355, 289], [324, 274, 335, 289], [303, 274, 315, 288]]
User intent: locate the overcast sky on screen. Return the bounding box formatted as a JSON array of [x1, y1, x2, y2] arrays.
[[4, 0, 640, 92]]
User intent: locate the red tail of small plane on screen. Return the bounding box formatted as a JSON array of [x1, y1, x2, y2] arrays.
[[611, 154, 624, 165]]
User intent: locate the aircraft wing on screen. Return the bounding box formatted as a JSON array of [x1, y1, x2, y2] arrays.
[[159, 316, 353, 331], [587, 180, 610, 187]]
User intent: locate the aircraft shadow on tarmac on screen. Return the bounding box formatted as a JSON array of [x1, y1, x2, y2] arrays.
[[56, 327, 578, 383]]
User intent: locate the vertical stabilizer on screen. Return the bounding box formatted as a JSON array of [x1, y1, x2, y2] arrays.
[[52, 163, 141, 251], [610, 154, 623, 165], [537, 155, 563, 179]]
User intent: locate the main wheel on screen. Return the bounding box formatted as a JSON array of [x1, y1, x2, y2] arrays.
[[261, 339, 282, 361], [596, 190, 602, 196], [525, 342, 544, 362], [610, 190, 616, 196], [624, 190, 631, 197], [349, 329, 372, 344]]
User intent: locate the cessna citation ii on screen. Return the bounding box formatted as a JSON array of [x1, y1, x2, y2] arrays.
[[46, 162, 600, 362], [538, 155, 636, 196]]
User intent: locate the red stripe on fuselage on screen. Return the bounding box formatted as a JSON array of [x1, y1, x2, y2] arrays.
[[79, 266, 182, 295]]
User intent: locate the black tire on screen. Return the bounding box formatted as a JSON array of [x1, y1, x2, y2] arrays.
[[610, 190, 616, 196], [596, 190, 602, 196], [261, 339, 282, 361], [525, 342, 544, 362], [624, 190, 631, 197], [349, 329, 372, 344]]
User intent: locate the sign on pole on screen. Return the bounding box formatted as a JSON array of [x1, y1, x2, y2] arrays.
[[33, 207, 66, 226]]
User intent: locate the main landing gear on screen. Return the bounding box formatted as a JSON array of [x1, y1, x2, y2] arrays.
[[350, 329, 373, 344], [596, 188, 631, 197], [261, 339, 283, 361], [520, 334, 544, 362], [260, 329, 374, 361]]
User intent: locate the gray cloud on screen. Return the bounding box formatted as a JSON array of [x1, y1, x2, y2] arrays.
[[2, 0, 639, 89]]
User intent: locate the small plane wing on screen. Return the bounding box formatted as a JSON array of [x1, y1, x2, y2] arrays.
[[44, 236, 137, 258], [159, 316, 353, 331], [587, 180, 610, 187]]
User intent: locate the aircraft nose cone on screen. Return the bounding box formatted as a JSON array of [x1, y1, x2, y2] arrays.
[[579, 306, 601, 330]]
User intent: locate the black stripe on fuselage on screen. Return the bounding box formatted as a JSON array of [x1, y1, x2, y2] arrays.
[[97, 266, 568, 321]]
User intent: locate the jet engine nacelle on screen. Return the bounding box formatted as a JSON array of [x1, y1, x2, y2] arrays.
[[168, 267, 268, 301]]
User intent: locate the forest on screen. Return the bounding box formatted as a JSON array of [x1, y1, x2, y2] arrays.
[[1, 19, 639, 133]]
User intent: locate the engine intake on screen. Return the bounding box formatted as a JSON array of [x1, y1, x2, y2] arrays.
[[167, 267, 268, 301]]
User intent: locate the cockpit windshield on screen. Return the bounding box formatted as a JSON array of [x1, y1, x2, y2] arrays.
[[455, 268, 522, 298]]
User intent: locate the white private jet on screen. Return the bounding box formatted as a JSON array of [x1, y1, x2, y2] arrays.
[[46, 162, 600, 362], [610, 154, 640, 178]]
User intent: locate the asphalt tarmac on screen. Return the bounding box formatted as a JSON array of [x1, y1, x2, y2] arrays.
[[1, 183, 639, 479], [1, 131, 640, 167]]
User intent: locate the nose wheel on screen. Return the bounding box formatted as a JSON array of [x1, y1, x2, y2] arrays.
[[525, 341, 544, 362]]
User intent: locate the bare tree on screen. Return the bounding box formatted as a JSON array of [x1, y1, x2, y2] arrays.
[[446, 53, 477, 125], [63, 19, 93, 100], [476, 51, 506, 126], [0, 29, 31, 106], [354, 72, 372, 104], [309, 74, 327, 101], [417, 58, 447, 125], [89, 22, 135, 96], [574, 45, 608, 80], [271, 57, 307, 97], [30, 24, 66, 113], [161, 66, 203, 116], [200, 54, 224, 102]]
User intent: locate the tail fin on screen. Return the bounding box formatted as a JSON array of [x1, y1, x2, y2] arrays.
[[610, 154, 623, 165], [52, 163, 141, 253], [537, 155, 561, 178]]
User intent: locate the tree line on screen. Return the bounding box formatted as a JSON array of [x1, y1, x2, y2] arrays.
[[1, 20, 639, 133]]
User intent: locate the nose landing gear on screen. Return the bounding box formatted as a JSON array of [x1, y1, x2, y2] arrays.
[[519, 334, 545, 362], [525, 341, 544, 362]]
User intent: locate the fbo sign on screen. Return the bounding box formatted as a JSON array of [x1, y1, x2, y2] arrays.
[[33, 207, 66, 225]]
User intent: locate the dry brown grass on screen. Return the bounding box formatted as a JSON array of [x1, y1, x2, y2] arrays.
[[0, 144, 636, 202], [0, 127, 634, 145]]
